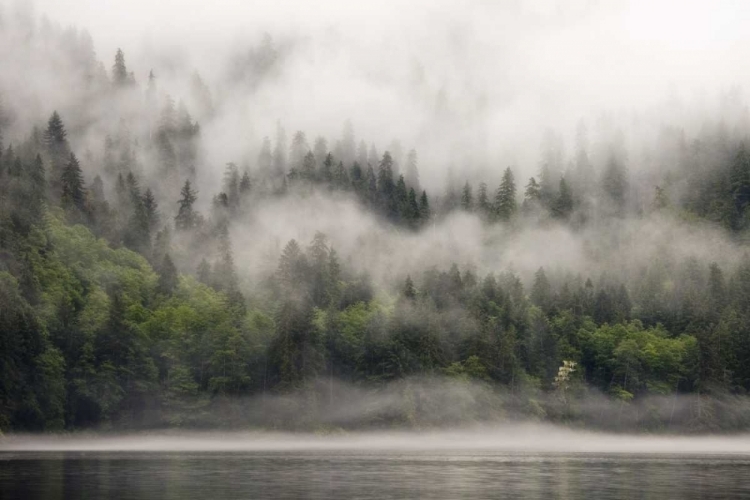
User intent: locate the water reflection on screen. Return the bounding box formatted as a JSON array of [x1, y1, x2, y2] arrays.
[[1, 451, 748, 499]]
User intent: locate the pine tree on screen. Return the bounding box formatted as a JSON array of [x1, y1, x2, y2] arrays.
[[320, 153, 334, 183], [239, 169, 252, 195], [289, 131, 308, 170], [29, 154, 46, 210], [350, 161, 364, 193], [60, 153, 86, 215], [477, 182, 490, 218], [175, 180, 199, 231], [213, 225, 243, 304], [495, 167, 517, 220], [357, 140, 368, 169], [44, 111, 67, 148], [365, 166, 378, 206], [419, 190, 431, 222], [406, 188, 421, 228], [158, 253, 178, 295], [378, 152, 395, 211], [531, 267, 552, 314], [143, 188, 159, 234], [112, 48, 130, 86], [730, 144, 750, 226], [601, 154, 629, 215], [312, 136, 328, 168], [461, 181, 474, 212], [223, 163, 240, 208], [334, 161, 349, 189], [44, 112, 69, 200], [553, 177, 573, 219]]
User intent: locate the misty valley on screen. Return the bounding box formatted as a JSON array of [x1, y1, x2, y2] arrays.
[[2, 0, 750, 498]]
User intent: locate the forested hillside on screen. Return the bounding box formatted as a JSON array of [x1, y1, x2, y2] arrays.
[[2, 5, 750, 433]]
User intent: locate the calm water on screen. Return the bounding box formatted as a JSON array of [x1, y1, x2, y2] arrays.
[[2, 450, 750, 499]]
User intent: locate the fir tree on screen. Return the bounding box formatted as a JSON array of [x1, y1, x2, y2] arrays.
[[157, 253, 178, 295], [60, 153, 86, 214], [553, 177, 573, 219], [112, 48, 129, 86], [419, 190, 431, 222], [175, 180, 199, 231], [461, 181, 474, 212], [495, 167, 517, 220]]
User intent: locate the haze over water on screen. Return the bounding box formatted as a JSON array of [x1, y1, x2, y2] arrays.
[[2, 428, 750, 499]]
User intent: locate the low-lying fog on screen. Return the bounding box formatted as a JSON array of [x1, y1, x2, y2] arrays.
[[3, 427, 750, 455]]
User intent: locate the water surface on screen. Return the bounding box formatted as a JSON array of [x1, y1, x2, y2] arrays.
[[2, 429, 749, 499]]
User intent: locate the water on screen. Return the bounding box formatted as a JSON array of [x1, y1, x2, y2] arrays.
[[2, 430, 750, 499]]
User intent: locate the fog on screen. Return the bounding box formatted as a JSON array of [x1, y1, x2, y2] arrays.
[[3, 427, 750, 454], [6, 0, 750, 188]]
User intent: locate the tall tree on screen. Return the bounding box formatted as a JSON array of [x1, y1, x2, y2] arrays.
[[601, 154, 629, 215], [495, 167, 517, 221], [112, 48, 130, 87], [174, 180, 199, 231], [461, 181, 474, 212], [553, 177, 574, 219], [60, 153, 86, 216]]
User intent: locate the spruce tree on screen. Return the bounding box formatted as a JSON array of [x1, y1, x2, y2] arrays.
[[601, 155, 629, 215], [175, 180, 199, 231], [553, 177, 573, 219], [158, 253, 178, 295], [461, 181, 474, 211], [495, 167, 517, 220], [239, 170, 252, 195], [419, 190, 431, 222], [477, 182, 490, 218], [60, 153, 86, 214], [112, 48, 129, 86]]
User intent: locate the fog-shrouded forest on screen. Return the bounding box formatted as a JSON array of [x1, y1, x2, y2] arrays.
[[2, 0, 750, 434]]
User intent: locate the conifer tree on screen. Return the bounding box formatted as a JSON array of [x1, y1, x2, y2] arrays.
[[239, 169, 252, 195], [495, 167, 517, 220], [44, 111, 69, 199], [406, 188, 421, 228], [531, 267, 552, 314], [601, 155, 629, 215], [112, 48, 129, 86], [553, 177, 573, 219], [419, 190, 431, 222], [60, 153, 86, 215], [301, 151, 316, 181], [377, 152, 395, 208], [477, 182, 490, 218], [175, 180, 199, 231], [158, 253, 178, 295], [461, 181, 474, 212]]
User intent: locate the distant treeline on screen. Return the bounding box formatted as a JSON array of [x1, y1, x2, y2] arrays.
[[1, 26, 750, 433]]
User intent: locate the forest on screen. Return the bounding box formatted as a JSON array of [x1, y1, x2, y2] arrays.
[[2, 4, 750, 433]]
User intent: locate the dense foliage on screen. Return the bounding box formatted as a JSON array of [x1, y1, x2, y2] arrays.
[[1, 15, 750, 432]]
